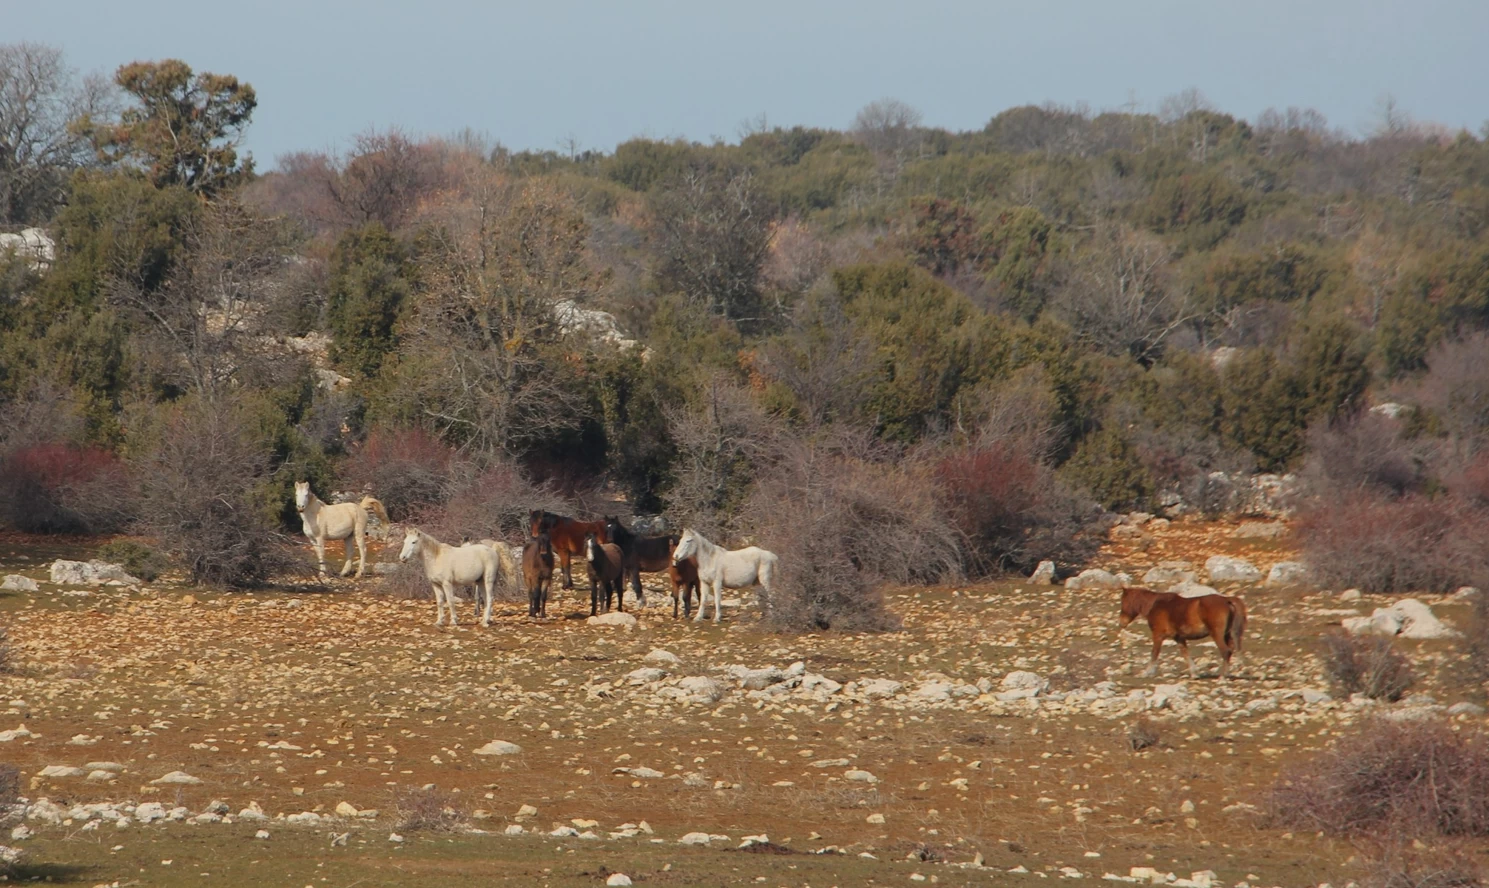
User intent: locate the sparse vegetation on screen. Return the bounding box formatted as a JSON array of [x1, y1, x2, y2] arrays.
[[1319, 633, 1416, 701], [391, 785, 469, 833], [94, 539, 170, 582]]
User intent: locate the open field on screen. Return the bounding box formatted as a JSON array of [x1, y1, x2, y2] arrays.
[[0, 519, 1480, 887]]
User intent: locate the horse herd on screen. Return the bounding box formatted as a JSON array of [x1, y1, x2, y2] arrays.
[[293, 483, 778, 629], [294, 482, 1247, 679]]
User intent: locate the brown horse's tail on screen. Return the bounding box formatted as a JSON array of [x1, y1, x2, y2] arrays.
[[361, 496, 390, 525], [1226, 596, 1248, 655]]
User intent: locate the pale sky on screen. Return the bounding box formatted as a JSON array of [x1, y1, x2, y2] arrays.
[[11, 0, 1488, 167]]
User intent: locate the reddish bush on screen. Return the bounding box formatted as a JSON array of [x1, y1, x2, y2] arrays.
[[936, 440, 1099, 576], [340, 426, 467, 519], [1295, 489, 1489, 594], [438, 460, 570, 545], [0, 441, 133, 533], [1269, 719, 1489, 840]]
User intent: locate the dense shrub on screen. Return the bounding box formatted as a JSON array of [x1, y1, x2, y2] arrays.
[[435, 460, 571, 544], [94, 540, 171, 582], [1319, 633, 1415, 701], [340, 426, 464, 520], [936, 440, 1099, 575], [130, 398, 290, 587], [0, 442, 133, 533], [1060, 428, 1155, 513], [1295, 490, 1489, 594], [1269, 719, 1489, 839]]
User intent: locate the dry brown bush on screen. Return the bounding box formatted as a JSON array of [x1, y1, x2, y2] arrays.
[[1126, 718, 1161, 751], [1269, 719, 1489, 840], [391, 785, 468, 833], [1295, 489, 1489, 594], [130, 398, 291, 587], [0, 441, 134, 533], [1319, 633, 1415, 701], [341, 426, 464, 520]]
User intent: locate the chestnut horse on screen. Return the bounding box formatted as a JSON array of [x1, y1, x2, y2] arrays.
[[1118, 586, 1247, 679], [668, 556, 701, 619], [603, 516, 678, 604], [529, 510, 609, 591], [522, 532, 555, 618]]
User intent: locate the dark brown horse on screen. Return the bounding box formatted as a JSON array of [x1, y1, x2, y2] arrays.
[[668, 555, 701, 619], [583, 533, 626, 616], [529, 510, 609, 591], [603, 517, 679, 604], [1118, 586, 1247, 679], [522, 532, 555, 618]]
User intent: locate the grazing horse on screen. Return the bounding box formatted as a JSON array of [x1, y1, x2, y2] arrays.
[[529, 510, 609, 591], [294, 481, 390, 579], [668, 555, 701, 619], [583, 533, 626, 616], [672, 528, 778, 624], [1118, 586, 1247, 679], [399, 528, 500, 627], [603, 517, 678, 604], [522, 533, 556, 618]]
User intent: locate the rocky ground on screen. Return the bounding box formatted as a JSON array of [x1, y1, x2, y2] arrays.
[[0, 518, 1481, 887]]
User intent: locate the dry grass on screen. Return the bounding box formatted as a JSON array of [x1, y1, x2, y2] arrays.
[[1126, 718, 1162, 751], [391, 784, 470, 833]]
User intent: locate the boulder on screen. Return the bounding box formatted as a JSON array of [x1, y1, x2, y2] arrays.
[[0, 228, 55, 268], [1204, 555, 1261, 584], [37, 766, 85, 779], [675, 676, 725, 704], [1064, 569, 1122, 591], [641, 649, 679, 666], [0, 576, 38, 593], [586, 611, 637, 628], [1000, 671, 1048, 694], [149, 771, 202, 785], [1265, 562, 1309, 586], [733, 666, 785, 690], [1029, 561, 1057, 584], [624, 667, 667, 685], [1173, 581, 1219, 598], [1232, 521, 1287, 540], [844, 769, 878, 783], [855, 678, 903, 699], [1142, 563, 1196, 589], [474, 740, 522, 756], [1343, 599, 1458, 639], [48, 560, 140, 586]]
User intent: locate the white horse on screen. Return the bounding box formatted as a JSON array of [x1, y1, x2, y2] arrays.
[[294, 481, 390, 579], [399, 528, 500, 627], [672, 528, 778, 624]]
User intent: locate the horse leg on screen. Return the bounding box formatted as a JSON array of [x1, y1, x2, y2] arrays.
[[692, 578, 709, 622], [444, 582, 459, 627], [1180, 640, 1197, 679], [1142, 634, 1162, 677], [313, 536, 328, 578], [353, 527, 368, 579], [432, 583, 446, 626], [1212, 624, 1233, 679], [562, 549, 574, 590], [481, 575, 494, 627], [615, 577, 624, 613], [339, 536, 355, 577], [712, 577, 723, 624]]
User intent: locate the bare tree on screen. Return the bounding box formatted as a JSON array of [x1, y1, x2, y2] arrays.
[[662, 376, 780, 537], [389, 174, 593, 456], [852, 97, 924, 184], [109, 199, 293, 398], [649, 164, 775, 325], [0, 42, 113, 225], [1050, 224, 1192, 365], [757, 289, 875, 429]]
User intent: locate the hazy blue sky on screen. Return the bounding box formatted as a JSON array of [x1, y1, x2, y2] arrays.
[[11, 1, 1488, 167]]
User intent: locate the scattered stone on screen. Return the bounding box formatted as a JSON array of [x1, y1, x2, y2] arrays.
[[134, 802, 167, 824], [678, 831, 712, 845], [334, 802, 360, 818], [855, 678, 903, 699], [1344, 599, 1458, 639], [1204, 555, 1261, 584], [504, 824, 523, 835], [1172, 581, 1219, 598], [607, 875, 633, 887], [473, 740, 522, 756], [150, 771, 202, 786], [1450, 702, 1486, 716], [674, 676, 725, 704], [0, 725, 34, 742], [1142, 563, 1196, 589], [625, 667, 667, 685], [1340, 589, 1362, 602], [1453, 586, 1480, 601], [1302, 689, 1333, 705], [255, 829, 270, 840], [9, 826, 31, 841], [1030, 561, 1057, 584], [866, 812, 885, 824], [642, 649, 679, 666], [37, 765, 85, 779], [844, 769, 878, 783], [0, 576, 37, 593], [388, 832, 404, 843]]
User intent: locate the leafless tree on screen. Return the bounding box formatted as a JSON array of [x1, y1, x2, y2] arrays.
[[389, 174, 593, 456], [662, 376, 780, 537], [1050, 225, 1192, 365], [757, 289, 875, 429], [0, 42, 114, 225], [649, 164, 774, 325], [109, 199, 294, 399], [852, 97, 924, 183]]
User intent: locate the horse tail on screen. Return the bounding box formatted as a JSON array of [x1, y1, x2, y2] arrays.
[[1226, 597, 1247, 654], [361, 497, 390, 525]]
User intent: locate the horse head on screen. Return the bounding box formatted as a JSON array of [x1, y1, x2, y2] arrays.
[[584, 533, 601, 564], [398, 528, 422, 563], [294, 481, 311, 513], [1118, 586, 1147, 628], [673, 529, 697, 566], [604, 516, 630, 546], [535, 531, 552, 555]]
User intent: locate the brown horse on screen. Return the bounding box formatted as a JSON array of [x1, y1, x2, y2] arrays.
[[1118, 586, 1247, 679], [668, 555, 701, 619], [584, 533, 626, 616], [529, 510, 609, 591], [522, 532, 555, 618], [603, 517, 679, 604]]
